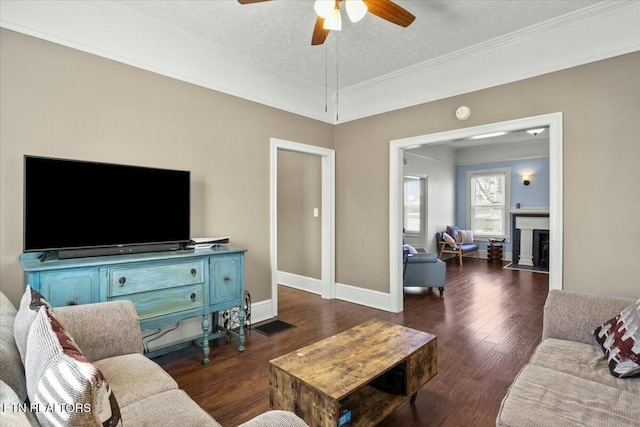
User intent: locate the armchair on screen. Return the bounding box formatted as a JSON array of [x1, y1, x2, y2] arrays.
[[403, 250, 446, 296], [437, 228, 479, 266]]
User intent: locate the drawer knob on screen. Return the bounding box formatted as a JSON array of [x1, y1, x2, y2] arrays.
[[224, 276, 230, 282], [119, 277, 126, 286], [67, 300, 77, 306], [190, 293, 197, 301], [190, 268, 197, 276]]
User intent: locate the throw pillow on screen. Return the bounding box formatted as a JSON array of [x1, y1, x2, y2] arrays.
[[446, 226, 461, 243], [592, 297, 640, 378], [442, 232, 456, 247], [25, 307, 122, 427], [459, 230, 475, 244], [14, 285, 51, 365], [0, 291, 28, 403]]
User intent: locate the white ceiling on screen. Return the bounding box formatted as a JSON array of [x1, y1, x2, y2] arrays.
[[109, 0, 603, 89], [1, 0, 639, 123]]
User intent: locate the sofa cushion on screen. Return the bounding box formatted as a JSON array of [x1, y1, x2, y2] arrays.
[[592, 297, 640, 378], [237, 410, 309, 427], [25, 307, 122, 427], [530, 338, 640, 395], [94, 353, 178, 408], [0, 291, 28, 403], [14, 285, 51, 365], [119, 389, 221, 427], [459, 243, 479, 253], [0, 379, 38, 426], [497, 364, 640, 427]]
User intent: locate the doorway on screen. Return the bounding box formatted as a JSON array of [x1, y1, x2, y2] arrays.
[[270, 138, 335, 317], [403, 175, 427, 249], [389, 113, 563, 313]]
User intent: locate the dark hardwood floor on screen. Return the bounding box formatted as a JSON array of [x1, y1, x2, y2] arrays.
[[155, 258, 549, 427]]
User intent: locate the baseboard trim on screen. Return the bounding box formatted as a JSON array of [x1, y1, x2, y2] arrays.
[[335, 282, 392, 312], [277, 271, 322, 295]]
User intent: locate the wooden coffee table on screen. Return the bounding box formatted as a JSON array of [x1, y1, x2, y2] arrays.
[[269, 319, 437, 427]]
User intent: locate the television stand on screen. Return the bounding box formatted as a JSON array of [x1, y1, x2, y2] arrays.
[[20, 246, 246, 364]]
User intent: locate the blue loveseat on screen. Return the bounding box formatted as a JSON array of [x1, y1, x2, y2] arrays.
[[436, 230, 479, 266]]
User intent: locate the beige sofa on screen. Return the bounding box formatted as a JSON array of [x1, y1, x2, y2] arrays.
[[0, 290, 308, 427], [497, 290, 640, 427]]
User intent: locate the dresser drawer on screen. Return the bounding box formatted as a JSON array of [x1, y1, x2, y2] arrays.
[[109, 260, 203, 297], [39, 268, 100, 307], [111, 283, 204, 320]]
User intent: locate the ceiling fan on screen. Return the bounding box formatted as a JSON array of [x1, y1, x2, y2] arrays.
[[237, 0, 416, 45]]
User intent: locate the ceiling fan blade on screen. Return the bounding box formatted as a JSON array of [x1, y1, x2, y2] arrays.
[[311, 17, 330, 46], [237, 0, 271, 4], [364, 0, 415, 27]]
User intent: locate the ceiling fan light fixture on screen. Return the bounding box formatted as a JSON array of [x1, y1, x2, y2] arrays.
[[526, 128, 546, 136], [323, 6, 342, 31], [314, 0, 335, 19], [345, 0, 368, 22]]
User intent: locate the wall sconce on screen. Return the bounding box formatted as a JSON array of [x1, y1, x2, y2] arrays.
[[523, 175, 531, 186]]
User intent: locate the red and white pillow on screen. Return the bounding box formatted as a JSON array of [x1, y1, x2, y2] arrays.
[[25, 306, 122, 426], [592, 298, 640, 378]]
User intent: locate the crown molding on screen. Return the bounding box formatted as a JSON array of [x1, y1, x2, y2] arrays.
[[1, 1, 638, 125], [0, 0, 337, 124], [338, 1, 640, 122]]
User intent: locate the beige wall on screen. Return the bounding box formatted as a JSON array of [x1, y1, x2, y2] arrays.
[[277, 150, 321, 279], [335, 52, 640, 298], [0, 29, 334, 306], [2, 29, 638, 307]]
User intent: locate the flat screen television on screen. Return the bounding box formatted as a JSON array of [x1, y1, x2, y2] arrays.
[[24, 155, 190, 259]]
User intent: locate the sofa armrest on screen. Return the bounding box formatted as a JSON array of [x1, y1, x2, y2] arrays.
[[237, 410, 309, 427], [542, 290, 635, 345], [53, 300, 143, 362], [406, 252, 438, 263]]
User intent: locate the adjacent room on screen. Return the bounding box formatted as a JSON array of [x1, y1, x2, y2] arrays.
[[1, 1, 638, 426]]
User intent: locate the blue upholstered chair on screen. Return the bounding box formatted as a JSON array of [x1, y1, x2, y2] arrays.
[[403, 248, 446, 296], [436, 231, 479, 266]]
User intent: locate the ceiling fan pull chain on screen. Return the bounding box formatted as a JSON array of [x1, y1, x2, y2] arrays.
[[336, 33, 339, 122], [325, 42, 328, 113]]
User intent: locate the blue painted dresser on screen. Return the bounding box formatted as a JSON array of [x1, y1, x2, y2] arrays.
[[19, 247, 247, 364]]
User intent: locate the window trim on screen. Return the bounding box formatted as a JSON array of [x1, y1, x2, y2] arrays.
[[403, 175, 423, 236], [466, 167, 511, 240]]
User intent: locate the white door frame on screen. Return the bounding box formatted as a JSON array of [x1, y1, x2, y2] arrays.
[[270, 138, 336, 317], [389, 113, 563, 313]]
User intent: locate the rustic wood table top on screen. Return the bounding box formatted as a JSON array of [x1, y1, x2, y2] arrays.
[[270, 318, 436, 400]]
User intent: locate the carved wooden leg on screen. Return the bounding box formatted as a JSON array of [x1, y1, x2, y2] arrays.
[[201, 314, 210, 365], [238, 305, 246, 352], [410, 392, 418, 405], [439, 287, 444, 296]]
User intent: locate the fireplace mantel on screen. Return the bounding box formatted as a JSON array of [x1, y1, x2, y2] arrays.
[[513, 213, 550, 267]]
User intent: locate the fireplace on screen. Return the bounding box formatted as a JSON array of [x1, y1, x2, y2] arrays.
[[512, 213, 550, 271], [533, 229, 550, 269]]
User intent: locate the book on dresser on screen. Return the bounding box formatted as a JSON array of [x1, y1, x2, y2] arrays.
[[188, 236, 230, 249]]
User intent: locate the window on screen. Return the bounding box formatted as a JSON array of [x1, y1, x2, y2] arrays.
[[467, 168, 510, 239], [403, 176, 421, 234]]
